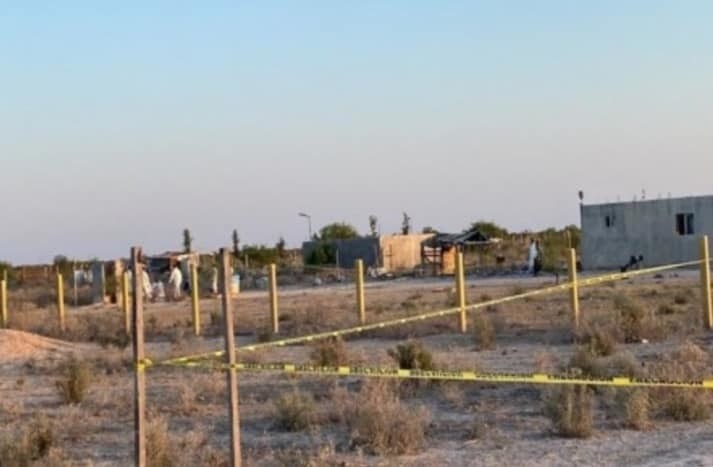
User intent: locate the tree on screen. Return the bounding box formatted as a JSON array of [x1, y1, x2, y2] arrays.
[[306, 242, 335, 266], [469, 221, 508, 239], [317, 222, 359, 241], [241, 244, 280, 268], [369, 215, 378, 237], [182, 229, 193, 253], [232, 229, 241, 259], [276, 237, 286, 258], [401, 212, 411, 235]]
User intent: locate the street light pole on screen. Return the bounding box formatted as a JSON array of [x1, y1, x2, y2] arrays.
[[298, 213, 312, 240]]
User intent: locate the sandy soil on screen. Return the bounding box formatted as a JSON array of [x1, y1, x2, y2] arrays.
[[2, 274, 713, 466]]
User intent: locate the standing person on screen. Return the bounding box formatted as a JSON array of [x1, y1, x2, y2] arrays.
[[141, 267, 152, 300], [211, 266, 219, 295], [527, 238, 538, 274], [168, 262, 183, 300], [533, 240, 543, 277]]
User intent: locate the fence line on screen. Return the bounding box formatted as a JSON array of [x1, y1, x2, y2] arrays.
[[143, 360, 713, 390], [125, 240, 713, 467], [161, 257, 705, 366]]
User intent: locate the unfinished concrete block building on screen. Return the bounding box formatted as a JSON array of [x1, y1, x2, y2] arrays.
[[581, 195, 713, 270]]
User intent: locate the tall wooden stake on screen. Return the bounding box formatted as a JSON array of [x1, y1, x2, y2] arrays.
[[269, 263, 279, 335], [568, 248, 580, 335], [221, 248, 242, 466], [700, 235, 713, 329], [131, 247, 146, 467], [57, 273, 65, 332], [356, 259, 366, 325], [456, 252, 467, 333], [1, 279, 7, 328], [191, 262, 201, 336], [122, 271, 130, 335]]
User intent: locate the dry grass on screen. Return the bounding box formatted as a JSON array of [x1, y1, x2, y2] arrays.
[[146, 417, 175, 467], [648, 343, 713, 422], [273, 389, 317, 431], [473, 313, 496, 350], [544, 385, 594, 438], [621, 389, 652, 430], [55, 356, 92, 405], [0, 416, 55, 467], [578, 323, 618, 356], [342, 380, 430, 455], [614, 294, 664, 343], [309, 338, 350, 366]]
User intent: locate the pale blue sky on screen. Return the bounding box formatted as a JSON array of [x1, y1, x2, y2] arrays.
[[2, 2, 712, 263]]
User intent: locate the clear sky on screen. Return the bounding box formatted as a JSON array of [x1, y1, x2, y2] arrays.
[[2, 2, 712, 264]]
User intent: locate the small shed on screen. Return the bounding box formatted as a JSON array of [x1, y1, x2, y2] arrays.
[[421, 230, 490, 275]]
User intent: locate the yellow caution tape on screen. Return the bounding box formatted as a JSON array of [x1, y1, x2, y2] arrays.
[[159, 259, 703, 366], [147, 360, 713, 389]]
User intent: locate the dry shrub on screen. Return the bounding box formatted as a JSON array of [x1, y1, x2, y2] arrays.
[[440, 383, 466, 408], [273, 390, 316, 431], [657, 303, 677, 315], [55, 357, 91, 404], [473, 313, 495, 350], [387, 341, 435, 370], [344, 380, 430, 455], [147, 417, 175, 467], [544, 385, 593, 438], [648, 343, 713, 421], [673, 293, 689, 305], [620, 389, 652, 430], [193, 372, 225, 405], [256, 326, 272, 343], [615, 295, 646, 342], [0, 416, 55, 466], [309, 338, 349, 367], [579, 323, 618, 356], [568, 347, 604, 378], [533, 351, 559, 373], [662, 390, 709, 421], [614, 294, 664, 342]]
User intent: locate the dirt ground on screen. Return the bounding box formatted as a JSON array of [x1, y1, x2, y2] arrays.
[[2, 273, 713, 466]]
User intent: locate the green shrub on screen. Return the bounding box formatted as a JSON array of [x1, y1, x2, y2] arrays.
[[388, 342, 435, 370]]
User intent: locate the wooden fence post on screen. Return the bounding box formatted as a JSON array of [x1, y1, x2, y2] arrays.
[[1, 279, 7, 328], [269, 263, 279, 335], [568, 248, 580, 335], [356, 259, 366, 325], [456, 252, 467, 333], [191, 263, 201, 336], [131, 247, 147, 467], [57, 273, 65, 332], [700, 235, 713, 329], [122, 271, 130, 335], [220, 248, 242, 466]]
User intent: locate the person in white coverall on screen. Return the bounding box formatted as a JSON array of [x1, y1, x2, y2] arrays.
[[168, 263, 183, 301], [142, 269, 152, 299], [527, 238, 538, 274]]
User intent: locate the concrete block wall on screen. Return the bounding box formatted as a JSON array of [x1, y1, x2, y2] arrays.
[[581, 195, 713, 269]]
